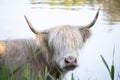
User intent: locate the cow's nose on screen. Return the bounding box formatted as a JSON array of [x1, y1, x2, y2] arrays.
[[65, 56, 77, 65]]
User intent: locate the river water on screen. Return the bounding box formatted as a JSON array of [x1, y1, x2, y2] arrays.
[[0, 0, 120, 80]]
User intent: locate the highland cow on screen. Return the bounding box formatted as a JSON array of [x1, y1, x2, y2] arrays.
[[0, 8, 100, 80]]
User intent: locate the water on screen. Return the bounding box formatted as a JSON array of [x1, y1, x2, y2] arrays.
[[0, 0, 120, 80]]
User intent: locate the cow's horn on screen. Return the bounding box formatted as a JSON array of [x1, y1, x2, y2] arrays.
[[85, 7, 100, 28], [24, 16, 39, 34]]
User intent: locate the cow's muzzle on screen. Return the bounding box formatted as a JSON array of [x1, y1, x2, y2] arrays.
[[64, 56, 77, 70]]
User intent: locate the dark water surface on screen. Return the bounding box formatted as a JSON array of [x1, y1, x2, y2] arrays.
[[0, 0, 120, 80]]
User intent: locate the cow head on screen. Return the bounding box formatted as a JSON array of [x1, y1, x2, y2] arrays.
[[24, 8, 100, 72]]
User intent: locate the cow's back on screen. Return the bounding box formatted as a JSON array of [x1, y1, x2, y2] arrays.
[[0, 39, 41, 80]]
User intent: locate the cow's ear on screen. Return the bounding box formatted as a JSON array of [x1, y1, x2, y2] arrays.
[[36, 32, 48, 46], [79, 27, 91, 42]]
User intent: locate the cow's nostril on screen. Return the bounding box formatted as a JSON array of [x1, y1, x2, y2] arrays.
[[65, 56, 77, 64], [65, 58, 70, 64]]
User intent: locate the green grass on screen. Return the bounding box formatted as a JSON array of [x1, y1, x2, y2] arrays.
[[0, 51, 57, 80], [0, 61, 57, 80], [24, 63, 32, 80], [100, 46, 119, 80], [100, 55, 115, 80], [0, 47, 120, 80], [0, 60, 9, 80], [0, 60, 23, 80]]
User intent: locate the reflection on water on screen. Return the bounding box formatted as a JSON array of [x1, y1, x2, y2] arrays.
[[30, 0, 86, 10], [0, 0, 120, 80], [31, 0, 120, 23], [101, 0, 120, 24], [31, 0, 86, 6]]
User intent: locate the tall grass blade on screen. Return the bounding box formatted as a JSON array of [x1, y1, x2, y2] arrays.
[[52, 63, 62, 75], [47, 73, 56, 80], [44, 66, 48, 80], [71, 73, 74, 80], [9, 64, 23, 78], [88, 74, 94, 80], [112, 45, 115, 57], [110, 65, 114, 80], [24, 63, 31, 80], [110, 45, 115, 80], [27, 51, 41, 63], [0, 60, 9, 80], [112, 45, 115, 65], [118, 73, 120, 78], [38, 73, 44, 80], [100, 55, 110, 73]]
